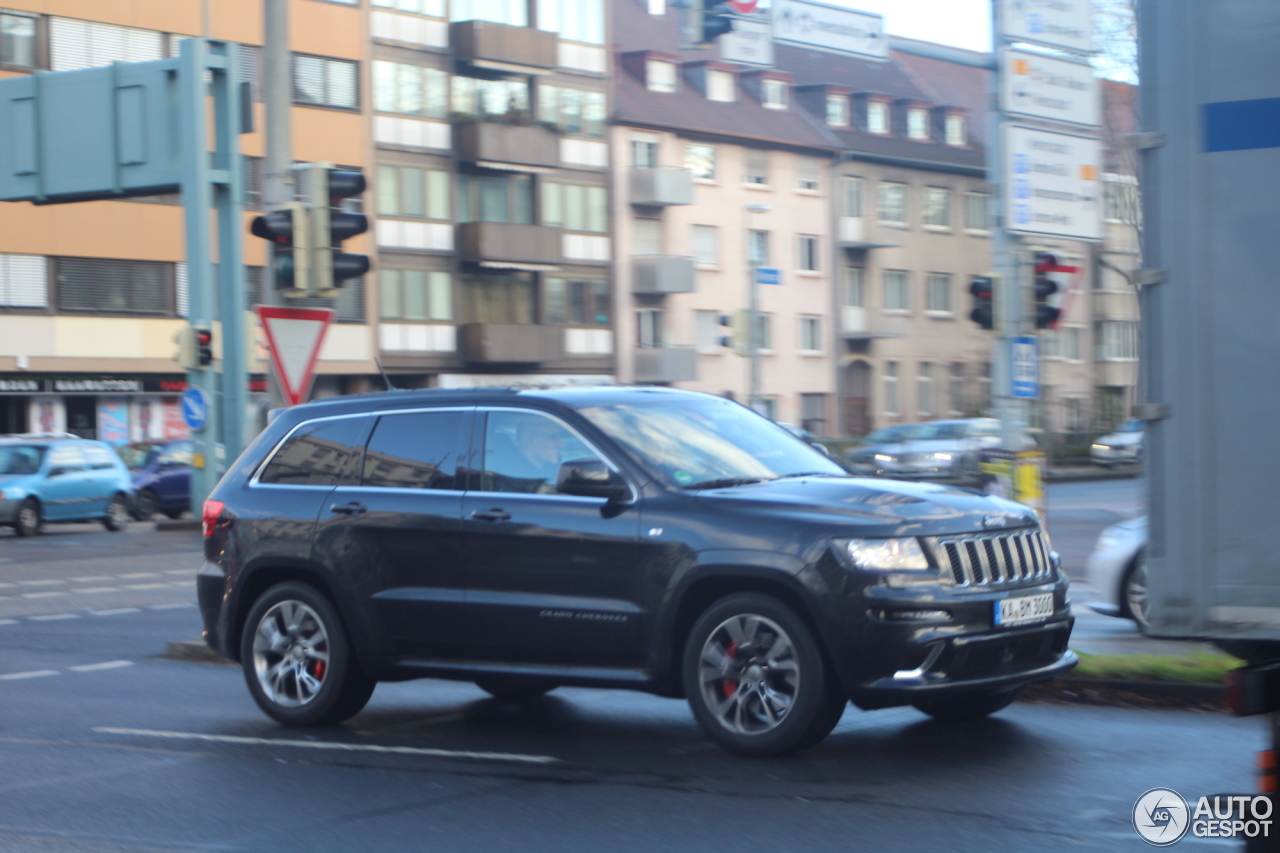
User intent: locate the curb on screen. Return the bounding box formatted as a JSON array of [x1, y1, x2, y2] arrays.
[[166, 638, 232, 664], [154, 519, 202, 533], [1023, 677, 1224, 708], [1044, 467, 1141, 484]]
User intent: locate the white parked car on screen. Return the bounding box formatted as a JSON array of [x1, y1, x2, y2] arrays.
[[1090, 419, 1144, 467], [1085, 515, 1149, 630]]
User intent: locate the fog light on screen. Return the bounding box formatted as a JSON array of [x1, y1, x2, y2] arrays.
[[879, 608, 951, 622]]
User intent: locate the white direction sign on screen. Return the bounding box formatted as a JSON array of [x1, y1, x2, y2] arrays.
[[772, 0, 886, 59], [1001, 48, 1099, 127], [722, 17, 774, 67], [1006, 125, 1102, 241], [999, 0, 1093, 55], [255, 306, 334, 407]]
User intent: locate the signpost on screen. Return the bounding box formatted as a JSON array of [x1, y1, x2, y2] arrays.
[[181, 387, 211, 432], [255, 306, 334, 407], [1010, 335, 1039, 399], [771, 0, 886, 59], [1006, 126, 1103, 241], [998, 0, 1093, 54], [755, 267, 781, 285], [1000, 48, 1100, 128]]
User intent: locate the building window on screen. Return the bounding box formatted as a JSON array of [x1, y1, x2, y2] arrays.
[[462, 272, 535, 323], [647, 59, 676, 93], [542, 183, 607, 232], [756, 397, 778, 420], [923, 187, 951, 227], [1, 11, 38, 70], [455, 75, 530, 123], [377, 165, 450, 219], [692, 225, 719, 266], [795, 157, 820, 192], [634, 218, 663, 255], [844, 267, 865, 306], [945, 114, 966, 146], [799, 316, 822, 352], [797, 235, 820, 272], [842, 177, 863, 217], [826, 94, 848, 127], [752, 312, 772, 351], [456, 173, 533, 224], [800, 393, 826, 436], [867, 101, 889, 134], [372, 61, 447, 117], [926, 273, 952, 313], [293, 54, 358, 110], [379, 269, 452, 321], [884, 361, 900, 415], [917, 362, 934, 415], [745, 148, 769, 186], [907, 107, 929, 140], [1096, 321, 1139, 360], [631, 132, 659, 168], [695, 309, 721, 353], [55, 257, 170, 315], [1105, 177, 1140, 223], [878, 182, 907, 223], [373, 0, 447, 15], [707, 69, 735, 102], [636, 308, 663, 347], [537, 85, 606, 136], [966, 192, 990, 231], [748, 230, 769, 266], [883, 270, 909, 310], [762, 79, 787, 109], [949, 362, 965, 413], [0, 254, 47, 308], [685, 144, 716, 180], [49, 17, 162, 71], [454, 0, 528, 26], [546, 278, 610, 325], [538, 0, 605, 43]]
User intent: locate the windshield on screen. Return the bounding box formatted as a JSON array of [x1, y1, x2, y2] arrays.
[[1117, 419, 1144, 433], [0, 445, 45, 476], [865, 424, 921, 444], [912, 423, 970, 440], [116, 443, 163, 470], [579, 396, 845, 489]]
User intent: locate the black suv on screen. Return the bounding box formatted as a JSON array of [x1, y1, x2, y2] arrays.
[[199, 386, 1075, 755]]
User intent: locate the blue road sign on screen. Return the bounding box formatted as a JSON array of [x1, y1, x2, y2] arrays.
[[756, 267, 781, 285], [1010, 335, 1039, 398], [181, 387, 210, 431]]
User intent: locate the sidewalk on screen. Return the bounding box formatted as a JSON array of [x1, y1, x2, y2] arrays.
[[1069, 583, 1227, 658]]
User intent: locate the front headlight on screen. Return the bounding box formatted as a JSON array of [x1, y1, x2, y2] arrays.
[[874, 453, 893, 463], [839, 537, 931, 571], [927, 452, 953, 462], [1091, 443, 1107, 451], [0, 487, 21, 500]]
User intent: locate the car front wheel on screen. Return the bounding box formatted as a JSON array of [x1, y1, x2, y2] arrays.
[[132, 489, 158, 520], [1122, 552, 1150, 632], [241, 582, 375, 726], [14, 498, 41, 537], [103, 494, 130, 531]]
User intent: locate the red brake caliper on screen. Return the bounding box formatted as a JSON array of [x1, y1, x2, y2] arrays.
[[721, 640, 738, 697]]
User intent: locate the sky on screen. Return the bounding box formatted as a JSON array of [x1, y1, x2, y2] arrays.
[[833, 0, 992, 53]]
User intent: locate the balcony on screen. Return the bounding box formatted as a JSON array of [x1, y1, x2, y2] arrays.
[[630, 167, 694, 206], [633, 346, 698, 383], [454, 121, 559, 171], [458, 323, 564, 363], [1096, 359, 1138, 389], [632, 255, 695, 294], [456, 222, 561, 269], [838, 216, 897, 251], [450, 20, 557, 74]]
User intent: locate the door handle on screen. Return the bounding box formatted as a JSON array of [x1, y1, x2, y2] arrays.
[[470, 508, 511, 522], [330, 502, 367, 515]]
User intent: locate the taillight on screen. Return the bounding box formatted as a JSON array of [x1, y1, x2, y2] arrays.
[[202, 500, 225, 538]]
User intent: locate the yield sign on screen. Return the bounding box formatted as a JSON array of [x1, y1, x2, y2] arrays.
[[255, 306, 334, 406]]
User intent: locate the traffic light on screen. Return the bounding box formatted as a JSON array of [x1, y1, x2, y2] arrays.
[[729, 309, 751, 353], [195, 327, 214, 367], [309, 162, 370, 296], [1034, 252, 1062, 329], [969, 274, 996, 331], [173, 327, 198, 369], [691, 0, 735, 44], [250, 202, 310, 294]]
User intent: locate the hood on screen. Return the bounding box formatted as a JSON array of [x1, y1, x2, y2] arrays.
[[1098, 432, 1143, 447], [695, 476, 1038, 537]]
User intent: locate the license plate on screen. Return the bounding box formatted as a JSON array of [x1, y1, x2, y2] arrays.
[[994, 593, 1054, 627]]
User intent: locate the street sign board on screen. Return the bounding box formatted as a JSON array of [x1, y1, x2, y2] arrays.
[[181, 387, 210, 432], [721, 17, 774, 67], [756, 267, 781, 285], [1010, 335, 1039, 398], [1006, 125, 1102, 241], [1000, 48, 1100, 128], [999, 0, 1093, 55], [772, 0, 886, 59], [255, 306, 334, 407]]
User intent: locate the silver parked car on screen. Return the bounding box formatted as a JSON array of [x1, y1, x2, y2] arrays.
[[846, 418, 1003, 479], [1090, 419, 1144, 467], [1085, 515, 1148, 630]]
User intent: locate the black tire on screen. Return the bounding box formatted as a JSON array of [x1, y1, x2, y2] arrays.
[[913, 687, 1022, 721], [682, 592, 842, 756], [14, 498, 41, 537], [132, 489, 159, 520], [1120, 551, 1150, 632], [163, 508, 185, 520], [102, 494, 130, 531], [475, 677, 555, 703], [240, 582, 375, 726]]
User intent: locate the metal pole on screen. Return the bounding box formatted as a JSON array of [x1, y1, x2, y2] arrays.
[[261, 0, 291, 410], [213, 42, 247, 462], [746, 209, 759, 413]]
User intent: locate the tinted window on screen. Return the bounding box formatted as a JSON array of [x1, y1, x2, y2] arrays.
[[117, 443, 162, 470], [480, 410, 599, 494], [158, 440, 194, 466], [260, 418, 365, 486], [361, 410, 466, 490]]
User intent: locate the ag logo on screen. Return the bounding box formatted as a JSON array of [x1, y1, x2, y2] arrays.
[[981, 514, 1008, 529], [1134, 788, 1190, 846]]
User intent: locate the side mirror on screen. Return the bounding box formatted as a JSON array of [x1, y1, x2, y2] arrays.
[[556, 458, 629, 502], [813, 443, 831, 456]]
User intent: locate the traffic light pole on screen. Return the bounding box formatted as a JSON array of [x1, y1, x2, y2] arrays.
[[261, 0, 292, 410]]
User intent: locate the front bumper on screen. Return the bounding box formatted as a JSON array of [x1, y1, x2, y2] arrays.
[[1090, 446, 1139, 464], [0, 497, 19, 524]]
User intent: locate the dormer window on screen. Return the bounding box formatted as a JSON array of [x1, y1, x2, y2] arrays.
[[826, 94, 848, 127], [907, 107, 929, 140], [762, 79, 787, 109], [945, 113, 966, 146], [867, 101, 889, 134], [707, 69, 735, 103], [647, 59, 676, 93]]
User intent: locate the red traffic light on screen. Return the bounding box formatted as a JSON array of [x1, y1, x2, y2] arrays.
[[1034, 252, 1059, 273], [195, 330, 212, 346]]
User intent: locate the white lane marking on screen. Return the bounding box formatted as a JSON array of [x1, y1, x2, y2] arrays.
[[21, 591, 68, 599], [119, 573, 160, 579], [90, 608, 141, 617], [92, 728, 560, 765], [124, 584, 167, 590], [0, 619, 18, 626], [0, 583, 14, 589], [168, 582, 192, 588], [148, 603, 195, 610], [69, 660, 134, 672], [29, 613, 79, 621], [0, 557, 12, 564], [74, 587, 121, 594], [0, 670, 60, 680], [165, 570, 192, 576], [68, 576, 113, 583], [18, 579, 65, 587]]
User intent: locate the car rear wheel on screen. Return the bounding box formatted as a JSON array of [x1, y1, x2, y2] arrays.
[[913, 687, 1022, 721], [241, 582, 375, 726], [14, 498, 41, 537], [475, 677, 555, 703], [683, 593, 845, 756], [132, 489, 159, 520], [102, 494, 130, 531], [1121, 552, 1150, 632]]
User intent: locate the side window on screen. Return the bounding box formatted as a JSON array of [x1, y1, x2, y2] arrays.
[[158, 440, 194, 466], [361, 410, 466, 490], [480, 410, 599, 495], [47, 444, 86, 474], [259, 418, 366, 486], [82, 444, 118, 470]]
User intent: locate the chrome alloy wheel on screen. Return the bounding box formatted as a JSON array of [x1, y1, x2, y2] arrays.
[[1127, 557, 1150, 631], [17, 502, 39, 534], [107, 497, 130, 528], [252, 600, 331, 708], [698, 613, 800, 735]]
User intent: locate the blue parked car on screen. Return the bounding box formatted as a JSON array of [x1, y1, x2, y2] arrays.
[[116, 439, 193, 520], [0, 435, 135, 536]]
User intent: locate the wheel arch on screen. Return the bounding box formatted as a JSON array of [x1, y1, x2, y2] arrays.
[[1118, 546, 1147, 619], [229, 562, 350, 665]]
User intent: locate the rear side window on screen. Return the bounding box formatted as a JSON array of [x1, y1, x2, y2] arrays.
[[83, 444, 118, 470], [259, 417, 365, 486], [47, 444, 86, 474], [361, 410, 466, 490]]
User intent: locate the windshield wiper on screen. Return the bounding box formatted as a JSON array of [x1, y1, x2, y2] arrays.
[[773, 471, 845, 480], [680, 476, 771, 490]]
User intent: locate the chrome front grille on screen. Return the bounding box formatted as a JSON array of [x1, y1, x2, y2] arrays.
[[934, 529, 1051, 586]]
